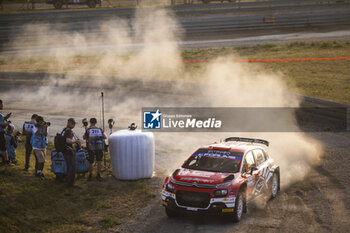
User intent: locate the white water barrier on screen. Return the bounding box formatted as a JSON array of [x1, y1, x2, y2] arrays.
[[109, 129, 154, 180]]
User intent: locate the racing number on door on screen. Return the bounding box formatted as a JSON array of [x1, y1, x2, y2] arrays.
[[242, 151, 257, 196]]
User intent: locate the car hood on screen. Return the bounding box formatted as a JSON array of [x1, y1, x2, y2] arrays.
[[173, 168, 232, 185]]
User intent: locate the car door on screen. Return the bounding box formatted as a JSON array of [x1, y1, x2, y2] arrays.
[[241, 150, 257, 199], [252, 148, 269, 195]]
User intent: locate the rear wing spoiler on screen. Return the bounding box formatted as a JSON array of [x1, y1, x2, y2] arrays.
[[224, 137, 269, 147]]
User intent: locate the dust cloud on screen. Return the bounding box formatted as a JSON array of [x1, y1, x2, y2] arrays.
[[3, 7, 323, 188], [198, 58, 323, 188]]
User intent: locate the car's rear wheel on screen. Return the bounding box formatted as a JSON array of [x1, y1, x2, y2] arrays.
[[270, 173, 279, 199], [233, 190, 245, 222], [165, 207, 177, 218]]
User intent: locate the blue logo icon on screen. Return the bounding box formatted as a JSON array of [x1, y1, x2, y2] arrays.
[[143, 109, 162, 129]]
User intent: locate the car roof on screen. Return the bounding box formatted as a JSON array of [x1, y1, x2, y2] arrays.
[[200, 141, 266, 153]]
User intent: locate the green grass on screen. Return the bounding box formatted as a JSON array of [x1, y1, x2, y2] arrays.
[[181, 41, 350, 104], [99, 216, 121, 229], [0, 134, 155, 233]]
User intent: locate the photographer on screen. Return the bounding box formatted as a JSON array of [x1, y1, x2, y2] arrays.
[[5, 124, 19, 165], [31, 116, 48, 178], [62, 118, 80, 188], [0, 100, 11, 165], [23, 114, 38, 172], [83, 118, 106, 181]]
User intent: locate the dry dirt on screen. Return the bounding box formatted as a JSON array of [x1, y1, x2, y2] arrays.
[[3, 77, 350, 233]]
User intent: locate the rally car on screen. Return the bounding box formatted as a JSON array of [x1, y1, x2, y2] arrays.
[[161, 137, 280, 222]]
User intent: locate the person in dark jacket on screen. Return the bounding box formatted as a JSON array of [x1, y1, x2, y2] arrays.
[[5, 124, 19, 165], [23, 114, 38, 171], [62, 118, 80, 188], [0, 100, 11, 165]]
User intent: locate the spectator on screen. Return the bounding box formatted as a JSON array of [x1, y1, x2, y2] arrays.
[[5, 124, 19, 165], [62, 118, 80, 188], [83, 118, 106, 181], [0, 100, 11, 165], [31, 116, 48, 179], [23, 114, 38, 172]]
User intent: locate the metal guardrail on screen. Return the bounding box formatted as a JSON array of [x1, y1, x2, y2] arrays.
[[173, 0, 349, 10], [300, 95, 350, 131]]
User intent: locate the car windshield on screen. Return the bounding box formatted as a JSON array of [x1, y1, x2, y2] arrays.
[[182, 149, 243, 173]]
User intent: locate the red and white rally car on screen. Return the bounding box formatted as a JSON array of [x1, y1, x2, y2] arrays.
[[161, 137, 280, 222]]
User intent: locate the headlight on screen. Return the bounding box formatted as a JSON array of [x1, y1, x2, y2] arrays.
[[166, 183, 175, 193], [214, 189, 228, 197], [216, 182, 231, 188]]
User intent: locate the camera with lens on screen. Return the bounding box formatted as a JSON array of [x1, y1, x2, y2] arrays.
[[82, 118, 88, 127], [108, 118, 115, 129], [128, 123, 137, 130]]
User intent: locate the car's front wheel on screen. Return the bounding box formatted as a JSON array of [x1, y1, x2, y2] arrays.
[[233, 190, 245, 222], [165, 207, 178, 218]]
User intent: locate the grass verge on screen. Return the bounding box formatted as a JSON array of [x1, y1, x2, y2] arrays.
[[181, 41, 350, 104], [0, 135, 156, 233], [0, 41, 349, 103]]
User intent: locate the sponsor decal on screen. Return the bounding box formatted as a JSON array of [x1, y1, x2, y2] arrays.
[[247, 176, 255, 188], [162, 190, 176, 199], [222, 208, 234, 213], [193, 151, 241, 160], [180, 177, 215, 183], [177, 170, 213, 178]]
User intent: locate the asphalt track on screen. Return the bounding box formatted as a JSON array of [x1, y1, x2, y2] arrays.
[[0, 0, 350, 56]]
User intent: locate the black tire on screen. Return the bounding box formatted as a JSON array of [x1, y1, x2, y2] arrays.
[[87, 0, 96, 8], [233, 190, 245, 222], [53, 0, 63, 9], [165, 207, 177, 218], [269, 173, 279, 199]]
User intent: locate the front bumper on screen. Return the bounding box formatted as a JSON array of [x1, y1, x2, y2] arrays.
[[161, 190, 236, 214]]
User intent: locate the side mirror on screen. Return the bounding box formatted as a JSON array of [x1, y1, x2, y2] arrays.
[[250, 167, 258, 175]]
